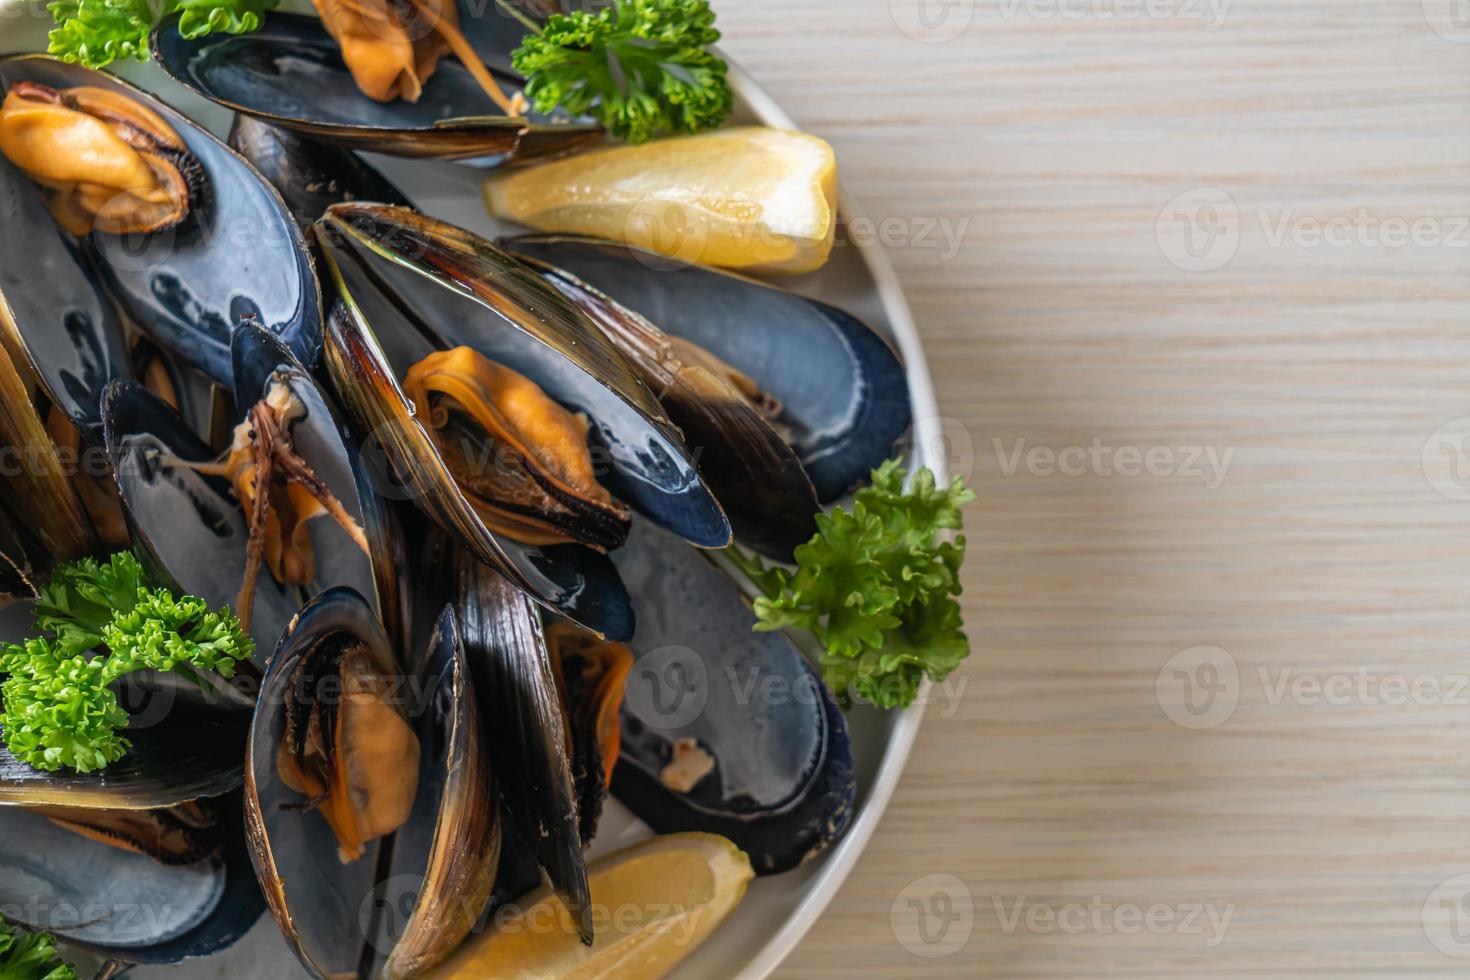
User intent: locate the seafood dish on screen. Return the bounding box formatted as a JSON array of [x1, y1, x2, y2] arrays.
[[0, 3, 969, 978]]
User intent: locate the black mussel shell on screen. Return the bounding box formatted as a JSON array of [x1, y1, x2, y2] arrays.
[[430, 530, 593, 945], [228, 115, 412, 230], [152, 11, 599, 164], [0, 55, 322, 390], [501, 235, 913, 503], [0, 793, 264, 964], [610, 518, 856, 875]]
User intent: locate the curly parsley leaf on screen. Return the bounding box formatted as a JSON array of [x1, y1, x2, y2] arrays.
[[0, 552, 253, 773], [0, 921, 77, 980], [512, 0, 732, 144], [732, 460, 974, 710], [46, 0, 278, 70]]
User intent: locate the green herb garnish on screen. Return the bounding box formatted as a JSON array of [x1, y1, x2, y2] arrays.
[[46, 0, 278, 70], [732, 460, 974, 710], [512, 0, 733, 144], [0, 921, 77, 980], [0, 552, 253, 773]]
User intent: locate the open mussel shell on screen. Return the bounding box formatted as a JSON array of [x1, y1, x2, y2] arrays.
[[433, 532, 593, 945], [152, 10, 600, 163], [501, 235, 914, 502], [246, 588, 498, 978], [315, 210, 650, 642], [320, 204, 730, 548], [0, 54, 322, 389], [610, 518, 856, 875], [101, 379, 298, 653], [0, 794, 264, 964], [231, 320, 391, 631], [521, 257, 822, 560], [229, 115, 413, 230]]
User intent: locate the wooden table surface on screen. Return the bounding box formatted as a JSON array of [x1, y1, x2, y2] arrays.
[[719, 1, 1470, 976]]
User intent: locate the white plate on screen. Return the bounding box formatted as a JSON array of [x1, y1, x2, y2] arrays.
[[0, 13, 943, 977]]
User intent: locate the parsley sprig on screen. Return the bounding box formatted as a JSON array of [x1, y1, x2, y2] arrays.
[[512, 0, 733, 144], [46, 0, 278, 70], [0, 552, 253, 773], [0, 921, 77, 980], [731, 461, 974, 710]]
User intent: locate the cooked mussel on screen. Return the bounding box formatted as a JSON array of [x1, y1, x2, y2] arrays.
[[103, 321, 391, 650], [153, 10, 599, 163], [247, 587, 498, 978], [501, 235, 914, 502], [545, 622, 631, 843], [519, 256, 822, 560], [403, 346, 632, 551], [437, 533, 592, 944], [0, 794, 264, 964], [0, 80, 203, 236], [0, 55, 322, 389], [610, 517, 856, 875]]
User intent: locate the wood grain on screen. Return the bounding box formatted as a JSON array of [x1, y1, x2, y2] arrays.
[[715, 1, 1470, 976]]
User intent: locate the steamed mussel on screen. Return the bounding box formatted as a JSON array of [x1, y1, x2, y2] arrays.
[[0, 80, 203, 235], [0, 55, 322, 388], [247, 587, 499, 978]]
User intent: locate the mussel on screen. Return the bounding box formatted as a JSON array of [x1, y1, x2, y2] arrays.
[[0, 80, 202, 235], [153, 9, 599, 163], [103, 320, 391, 651], [434, 530, 593, 944], [246, 587, 499, 978], [517, 256, 822, 560], [610, 517, 856, 875], [0, 795, 264, 964], [501, 235, 914, 502], [545, 621, 632, 843], [0, 55, 322, 389]]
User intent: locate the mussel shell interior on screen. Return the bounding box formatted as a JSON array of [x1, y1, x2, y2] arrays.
[[0, 153, 127, 434], [102, 379, 299, 654], [0, 794, 262, 963], [609, 517, 857, 874], [318, 232, 636, 642], [501, 236, 914, 502], [321, 205, 731, 549], [152, 13, 599, 163], [0, 55, 322, 389]]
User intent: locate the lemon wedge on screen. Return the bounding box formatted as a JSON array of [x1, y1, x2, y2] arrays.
[[433, 833, 754, 980], [483, 127, 837, 275]]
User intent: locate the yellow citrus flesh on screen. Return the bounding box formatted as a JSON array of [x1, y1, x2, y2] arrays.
[[433, 833, 754, 980], [483, 127, 837, 275]]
